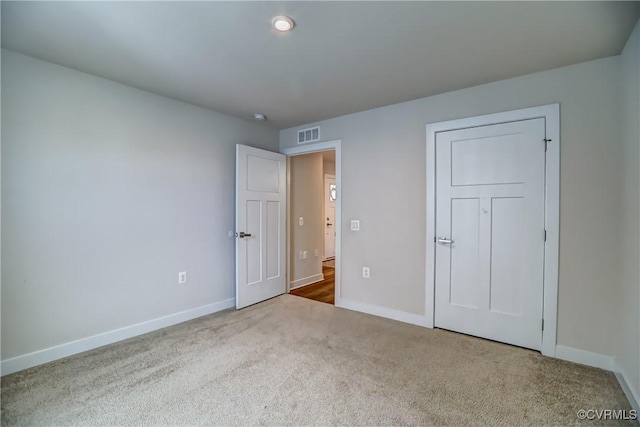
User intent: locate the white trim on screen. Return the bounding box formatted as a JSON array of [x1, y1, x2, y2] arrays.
[[285, 155, 292, 292], [425, 123, 436, 329], [541, 104, 560, 357], [289, 273, 325, 290], [614, 363, 640, 413], [337, 299, 432, 328], [281, 140, 342, 306], [425, 104, 560, 357], [555, 345, 615, 371], [0, 298, 235, 376]]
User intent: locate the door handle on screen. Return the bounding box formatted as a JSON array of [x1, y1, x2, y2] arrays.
[[327, 223, 333, 226], [437, 237, 454, 244], [239, 232, 252, 238]]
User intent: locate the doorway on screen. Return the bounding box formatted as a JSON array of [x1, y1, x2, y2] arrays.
[[425, 105, 559, 357], [281, 140, 342, 307], [287, 150, 336, 305]]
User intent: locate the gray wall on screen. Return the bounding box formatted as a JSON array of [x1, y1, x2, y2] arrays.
[[289, 153, 323, 287], [1, 49, 279, 360], [618, 21, 640, 403], [280, 54, 624, 358]]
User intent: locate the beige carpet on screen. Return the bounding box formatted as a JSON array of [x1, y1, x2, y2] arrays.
[[1, 295, 633, 426]]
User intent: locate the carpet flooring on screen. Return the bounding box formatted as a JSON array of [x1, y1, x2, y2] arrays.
[[1, 295, 633, 426]]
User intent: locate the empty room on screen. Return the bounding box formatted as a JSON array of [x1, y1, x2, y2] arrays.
[[2, 1, 640, 425]]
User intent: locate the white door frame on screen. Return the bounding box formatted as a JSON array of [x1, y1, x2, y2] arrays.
[[425, 104, 559, 357], [281, 140, 342, 306]]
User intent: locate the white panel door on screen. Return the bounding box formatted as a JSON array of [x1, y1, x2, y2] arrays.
[[236, 145, 286, 309], [435, 118, 545, 350], [324, 174, 336, 259]]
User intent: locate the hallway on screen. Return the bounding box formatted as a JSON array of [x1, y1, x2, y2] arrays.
[[289, 265, 335, 305]]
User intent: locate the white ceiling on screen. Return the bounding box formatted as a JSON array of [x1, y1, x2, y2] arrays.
[[2, 2, 638, 129]]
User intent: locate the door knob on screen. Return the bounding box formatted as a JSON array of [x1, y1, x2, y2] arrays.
[[437, 237, 454, 244], [239, 232, 252, 238]]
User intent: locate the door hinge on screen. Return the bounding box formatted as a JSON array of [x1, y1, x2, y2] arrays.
[[544, 138, 551, 152], [542, 319, 544, 331]]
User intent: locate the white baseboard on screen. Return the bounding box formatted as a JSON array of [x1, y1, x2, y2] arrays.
[[290, 273, 324, 290], [0, 298, 235, 376], [615, 362, 640, 413], [555, 345, 615, 371], [337, 298, 431, 328]]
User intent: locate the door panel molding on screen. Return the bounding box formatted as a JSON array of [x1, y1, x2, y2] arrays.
[[426, 104, 560, 357], [281, 140, 342, 306]]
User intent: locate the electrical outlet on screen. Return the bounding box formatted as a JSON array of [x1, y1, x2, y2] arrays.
[[178, 271, 187, 284], [299, 251, 304, 260], [351, 220, 360, 231], [303, 251, 308, 259], [362, 267, 370, 278], [314, 249, 319, 257]]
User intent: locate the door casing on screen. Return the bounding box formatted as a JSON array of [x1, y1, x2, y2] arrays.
[[425, 104, 560, 357], [281, 140, 342, 306]]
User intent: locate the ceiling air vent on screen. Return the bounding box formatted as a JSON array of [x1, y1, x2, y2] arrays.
[[297, 126, 320, 144]]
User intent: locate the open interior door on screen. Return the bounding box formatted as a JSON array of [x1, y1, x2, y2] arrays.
[[235, 144, 287, 309]]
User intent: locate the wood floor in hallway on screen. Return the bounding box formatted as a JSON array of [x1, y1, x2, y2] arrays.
[[289, 266, 335, 304]]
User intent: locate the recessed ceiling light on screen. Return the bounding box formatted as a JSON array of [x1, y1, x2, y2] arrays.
[[253, 113, 267, 121], [272, 15, 295, 32]]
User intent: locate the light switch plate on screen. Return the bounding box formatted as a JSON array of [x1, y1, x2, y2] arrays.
[[350, 220, 360, 231], [299, 217, 304, 226]]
